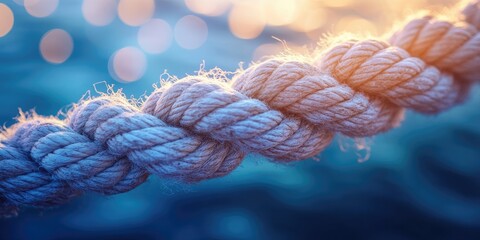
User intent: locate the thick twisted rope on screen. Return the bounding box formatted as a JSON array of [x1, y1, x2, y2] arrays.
[[1, 0, 479, 216]]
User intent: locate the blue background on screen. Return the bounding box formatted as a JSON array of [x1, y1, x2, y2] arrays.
[[1, 0, 480, 239]]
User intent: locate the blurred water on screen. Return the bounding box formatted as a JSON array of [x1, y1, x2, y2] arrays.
[[1, 0, 480, 239]]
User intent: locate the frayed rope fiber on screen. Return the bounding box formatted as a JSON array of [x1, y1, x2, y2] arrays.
[[1, 0, 480, 215]]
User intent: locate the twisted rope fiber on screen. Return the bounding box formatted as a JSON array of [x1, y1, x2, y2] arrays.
[[1, 1, 480, 216]]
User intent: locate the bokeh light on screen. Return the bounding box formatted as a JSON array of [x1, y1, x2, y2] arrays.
[[0, 3, 14, 38], [82, 0, 117, 26], [109, 47, 147, 83], [24, 0, 58, 18], [138, 19, 172, 54], [334, 16, 378, 35], [174, 15, 208, 49], [289, 7, 327, 32], [263, 0, 298, 26], [228, 1, 265, 39], [252, 43, 284, 61], [322, 0, 356, 8], [184, 0, 231, 16], [39, 29, 74, 64], [118, 0, 155, 26]]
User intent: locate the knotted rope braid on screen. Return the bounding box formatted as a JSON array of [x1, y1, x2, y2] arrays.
[[1, 0, 479, 216]]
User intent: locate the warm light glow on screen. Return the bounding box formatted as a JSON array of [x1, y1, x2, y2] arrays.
[[138, 19, 172, 54], [24, 0, 58, 18], [321, 0, 355, 8], [40, 29, 73, 64], [174, 15, 208, 49], [252, 43, 283, 61], [289, 7, 327, 32], [0, 3, 14, 38], [228, 1, 265, 39], [109, 47, 147, 83], [82, 0, 117, 26], [263, 0, 298, 26], [334, 16, 378, 35], [184, 0, 230, 16], [118, 0, 155, 26]]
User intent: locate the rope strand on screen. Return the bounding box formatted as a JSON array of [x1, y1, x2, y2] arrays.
[[1, 0, 479, 215]]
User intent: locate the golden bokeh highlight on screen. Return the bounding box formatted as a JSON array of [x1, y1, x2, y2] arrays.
[[184, 0, 455, 40], [174, 15, 208, 49], [40, 29, 74, 64], [118, 0, 155, 26], [228, 1, 265, 39], [24, 0, 58, 18], [109, 47, 147, 83], [0, 3, 14, 38], [263, 0, 298, 26], [322, 0, 356, 8], [82, 0, 117, 26], [334, 16, 378, 35], [184, 0, 230, 16], [138, 19, 172, 54], [289, 8, 328, 32]]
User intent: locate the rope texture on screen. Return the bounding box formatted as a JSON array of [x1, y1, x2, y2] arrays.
[[1, 0, 479, 215]]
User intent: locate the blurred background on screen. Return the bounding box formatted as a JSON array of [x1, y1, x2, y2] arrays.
[[1, 0, 480, 239]]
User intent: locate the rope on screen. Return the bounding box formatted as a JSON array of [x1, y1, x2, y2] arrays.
[[1, 0, 479, 215]]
